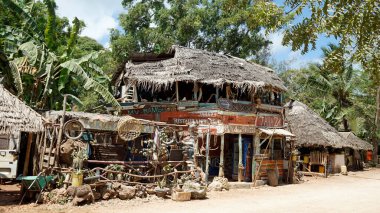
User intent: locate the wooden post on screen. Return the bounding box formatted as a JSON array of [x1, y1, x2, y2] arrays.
[[218, 134, 225, 177], [176, 81, 179, 102], [39, 130, 47, 171], [216, 87, 219, 100], [205, 124, 211, 185], [132, 84, 138, 102], [193, 82, 198, 101], [55, 94, 68, 167], [32, 133, 41, 175], [252, 132, 261, 182], [23, 133, 34, 176], [238, 134, 243, 182]]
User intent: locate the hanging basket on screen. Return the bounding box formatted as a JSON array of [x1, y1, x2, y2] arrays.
[[117, 116, 143, 141]]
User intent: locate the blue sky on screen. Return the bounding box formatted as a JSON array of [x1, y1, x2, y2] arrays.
[[55, 0, 335, 69]]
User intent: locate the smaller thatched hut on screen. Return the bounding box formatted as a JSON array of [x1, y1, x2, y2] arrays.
[[339, 132, 373, 151], [285, 101, 372, 173], [0, 84, 43, 134], [284, 101, 349, 149]]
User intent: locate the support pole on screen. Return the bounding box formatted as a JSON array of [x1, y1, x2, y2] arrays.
[[216, 87, 219, 100], [193, 82, 198, 101], [252, 131, 261, 182], [205, 121, 211, 185], [238, 134, 243, 182], [176, 81, 179, 102], [55, 94, 68, 167], [218, 134, 225, 177], [23, 133, 33, 176]]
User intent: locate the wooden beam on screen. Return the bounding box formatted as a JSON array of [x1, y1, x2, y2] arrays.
[[252, 133, 260, 181], [193, 82, 198, 101], [216, 87, 219, 100], [205, 126, 211, 185], [218, 135, 225, 177], [238, 134, 243, 182], [23, 133, 34, 176], [176, 81, 179, 102], [55, 94, 67, 167]]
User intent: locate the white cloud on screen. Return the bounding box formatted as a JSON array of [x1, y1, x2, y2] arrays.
[[55, 0, 124, 45], [268, 31, 290, 55]]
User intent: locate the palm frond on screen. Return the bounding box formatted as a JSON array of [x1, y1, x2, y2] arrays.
[[8, 61, 23, 95], [59, 59, 121, 111]]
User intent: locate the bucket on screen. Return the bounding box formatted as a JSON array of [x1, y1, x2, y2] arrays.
[[367, 150, 373, 161], [266, 169, 278, 187], [72, 172, 83, 186], [341, 165, 348, 175], [303, 156, 309, 164]]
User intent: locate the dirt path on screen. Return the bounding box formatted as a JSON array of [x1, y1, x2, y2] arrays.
[[2, 169, 380, 213]]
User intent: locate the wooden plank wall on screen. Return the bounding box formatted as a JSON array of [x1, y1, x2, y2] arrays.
[[258, 160, 285, 179]]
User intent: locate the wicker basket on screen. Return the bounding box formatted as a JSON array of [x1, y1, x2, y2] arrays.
[[117, 116, 143, 141]]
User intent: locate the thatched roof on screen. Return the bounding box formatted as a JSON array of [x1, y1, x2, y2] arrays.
[[44, 111, 174, 131], [284, 101, 354, 149], [0, 84, 44, 134], [122, 45, 286, 92], [339, 132, 373, 151]]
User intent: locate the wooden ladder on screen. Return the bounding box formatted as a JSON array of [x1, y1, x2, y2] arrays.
[[253, 134, 273, 186], [39, 126, 58, 171]]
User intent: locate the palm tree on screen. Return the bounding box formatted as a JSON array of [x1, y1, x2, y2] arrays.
[[0, 0, 121, 111]]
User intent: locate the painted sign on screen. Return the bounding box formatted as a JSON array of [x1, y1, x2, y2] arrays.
[[121, 103, 283, 128]]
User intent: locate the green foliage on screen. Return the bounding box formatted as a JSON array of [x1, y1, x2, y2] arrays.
[[281, 62, 376, 140], [283, 0, 380, 82], [112, 0, 291, 63], [0, 0, 120, 111]]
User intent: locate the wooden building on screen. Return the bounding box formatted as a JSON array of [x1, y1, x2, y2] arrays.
[[112, 46, 294, 183], [285, 100, 373, 175], [0, 84, 44, 178]]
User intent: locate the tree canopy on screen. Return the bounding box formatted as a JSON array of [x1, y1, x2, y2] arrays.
[[111, 0, 292, 63]]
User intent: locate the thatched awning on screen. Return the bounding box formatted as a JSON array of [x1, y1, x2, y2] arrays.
[[122, 45, 286, 92], [284, 101, 354, 149], [339, 132, 373, 151], [0, 84, 43, 134]]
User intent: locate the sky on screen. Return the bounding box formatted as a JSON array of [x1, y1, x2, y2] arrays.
[[55, 0, 334, 69]]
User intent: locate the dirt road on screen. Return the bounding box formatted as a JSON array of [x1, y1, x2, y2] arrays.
[[2, 169, 380, 213]]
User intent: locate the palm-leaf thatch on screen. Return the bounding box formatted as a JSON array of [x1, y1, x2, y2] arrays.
[[284, 101, 353, 149], [0, 84, 43, 134], [122, 45, 286, 92], [339, 132, 373, 151]]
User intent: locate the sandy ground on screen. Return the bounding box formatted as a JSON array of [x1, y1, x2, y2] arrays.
[[2, 168, 380, 213]]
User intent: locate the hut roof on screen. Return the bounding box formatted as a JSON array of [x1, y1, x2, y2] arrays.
[[0, 84, 44, 134], [339, 132, 373, 151], [122, 45, 286, 92], [284, 101, 354, 149]]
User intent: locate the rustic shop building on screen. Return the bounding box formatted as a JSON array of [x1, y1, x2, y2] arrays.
[[0, 84, 44, 178], [112, 46, 294, 182], [285, 101, 372, 175]]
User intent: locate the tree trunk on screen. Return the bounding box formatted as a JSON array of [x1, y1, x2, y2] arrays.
[[374, 86, 380, 163]]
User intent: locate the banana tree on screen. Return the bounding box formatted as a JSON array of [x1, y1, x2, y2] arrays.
[[0, 0, 121, 111]]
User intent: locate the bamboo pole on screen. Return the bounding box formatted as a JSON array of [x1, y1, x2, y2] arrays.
[[205, 120, 211, 185], [39, 130, 47, 171], [55, 95, 68, 167], [32, 133, 41, 175], [176, 81, 179, 102], [238, 134, 243, 182], [23, 133, 34, 176], [218, 134, 225, 177]]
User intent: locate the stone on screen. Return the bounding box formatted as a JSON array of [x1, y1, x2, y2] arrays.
[[118, 185, 136, 200], [208, 177, 230, 191]]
